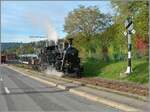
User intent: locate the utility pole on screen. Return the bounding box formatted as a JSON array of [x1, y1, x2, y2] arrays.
[[124, 16, 135, 74]]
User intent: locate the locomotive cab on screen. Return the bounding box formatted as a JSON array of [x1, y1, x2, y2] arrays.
[[61, 38, 83, 77]]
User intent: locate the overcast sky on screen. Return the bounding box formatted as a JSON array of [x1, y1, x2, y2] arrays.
[[1, 1, 114, 43]]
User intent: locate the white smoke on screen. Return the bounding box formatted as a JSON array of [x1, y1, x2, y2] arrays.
[[47, 24, 58, 44], [25, 12, 58, 44], [45, 66, 64, 77]]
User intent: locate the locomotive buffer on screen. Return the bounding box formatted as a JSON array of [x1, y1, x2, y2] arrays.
[[124, 16, 135, 74]]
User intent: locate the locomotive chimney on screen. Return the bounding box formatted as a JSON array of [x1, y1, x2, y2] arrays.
[[68, 38, 73, 47]]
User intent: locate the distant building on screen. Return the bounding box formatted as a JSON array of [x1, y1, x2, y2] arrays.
[[1, 53, 17, 63], [6, 53, 17, 60]]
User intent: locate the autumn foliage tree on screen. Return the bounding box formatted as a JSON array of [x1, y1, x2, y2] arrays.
[[111, 1, 149, 57], [64, 5, 112, 59], [64, 5, 111, 39]]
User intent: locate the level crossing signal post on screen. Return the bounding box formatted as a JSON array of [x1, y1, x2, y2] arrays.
[[124, 16, 135, 74]]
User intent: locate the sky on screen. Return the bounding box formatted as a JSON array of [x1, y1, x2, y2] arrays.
[[1, 1, 114, 43]]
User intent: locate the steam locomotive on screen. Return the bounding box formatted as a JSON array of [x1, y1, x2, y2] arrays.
[[31, 38, 83, 77]]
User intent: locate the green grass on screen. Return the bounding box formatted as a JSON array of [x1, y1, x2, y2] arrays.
[[82, 58, 149, 85]]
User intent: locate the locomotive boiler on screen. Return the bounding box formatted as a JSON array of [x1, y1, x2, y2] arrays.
[[32, 38, 83, 77]]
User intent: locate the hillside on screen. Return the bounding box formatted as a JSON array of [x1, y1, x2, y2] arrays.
[[83, 58, 148, 85], [1, 42, 22, 51]]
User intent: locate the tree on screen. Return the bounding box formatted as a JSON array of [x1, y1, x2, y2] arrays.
[[64, 5, 112, 60], [111, 1, 149, 41], [111, 1, 149, 57], [98, 23, 125, 61], [64, 5, 111, 40]]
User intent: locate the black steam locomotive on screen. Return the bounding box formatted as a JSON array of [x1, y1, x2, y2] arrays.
[[31, 38, 83, 77]]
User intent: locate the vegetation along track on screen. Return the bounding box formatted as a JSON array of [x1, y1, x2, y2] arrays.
[[67, 77, 149, 96]]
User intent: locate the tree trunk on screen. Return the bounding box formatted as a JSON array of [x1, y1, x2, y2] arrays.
[[102, 46, 109, 61]]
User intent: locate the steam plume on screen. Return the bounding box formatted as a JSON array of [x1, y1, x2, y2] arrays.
[[25, 12, 58, 44]]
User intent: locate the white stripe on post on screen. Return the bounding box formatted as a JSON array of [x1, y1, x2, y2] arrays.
[[126, 66, 131, 73], [128, 52, 131, 59], [128, 34, 131, 44]]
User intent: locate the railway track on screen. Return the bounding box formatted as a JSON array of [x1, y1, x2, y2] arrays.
[[67, 77, 149, 96], [14, 64, 149, 96]]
